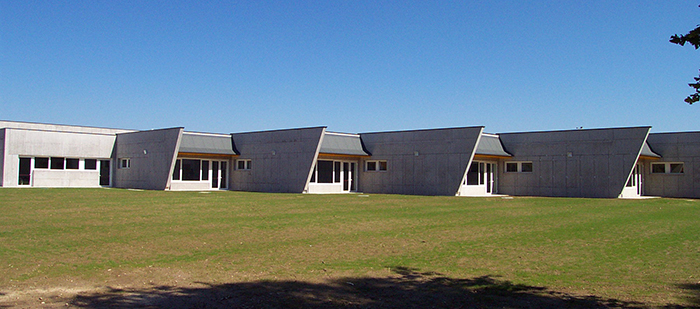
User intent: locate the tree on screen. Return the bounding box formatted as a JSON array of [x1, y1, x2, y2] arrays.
[[670, 18, 700, 104]]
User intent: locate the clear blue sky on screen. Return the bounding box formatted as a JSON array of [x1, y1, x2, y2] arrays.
[[1, 1, 698, 134]]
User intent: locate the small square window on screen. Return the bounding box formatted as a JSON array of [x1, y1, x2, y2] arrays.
[[120, 158, 131, 169], [521, 162, 533, 173], [670, 163, 684, 174], [66, 158, 79, 170], [506, 163, 518, 173], [651, 164, 666, 174], [379, 161, 388, 171], [366, 161, 377, 171], [35, 157, 49, 169], [85, 159, 97, 170], [51, 157, 65, 170]]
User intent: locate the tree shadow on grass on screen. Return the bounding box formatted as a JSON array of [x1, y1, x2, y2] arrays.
[[68, 267, 674, 309], [669, 282, 700, 308]]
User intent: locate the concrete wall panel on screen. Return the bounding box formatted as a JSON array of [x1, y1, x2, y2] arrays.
[[359, 127, 482, 196], [645, 132, 700, 198], [499, 127, 650, 198], [114, 128, 182, 190], [231, 127, 324, 193]]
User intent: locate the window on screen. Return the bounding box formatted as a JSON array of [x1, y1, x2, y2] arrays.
[[120, 158, 131, 169], [181, 159, 201, 181], [237, 159, 251, 170], [651, 162, 684, 174], [466, 162, 479, 185], [316, 160, 334, 183], [366, 160, 387, 171], [51, 157, 65, 170], [34, 157, 49, 169], [201, 160, 209, 181], [172, 159, 181, 180], [85, 159, 97, 170], [505, 161, 533, 173], [66, 158, 79, 170]]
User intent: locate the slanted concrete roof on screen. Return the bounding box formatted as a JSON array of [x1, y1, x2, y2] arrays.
[[179, 132, 237, 155], [320, 132, 369, 156], [475, 134, 511, 157]]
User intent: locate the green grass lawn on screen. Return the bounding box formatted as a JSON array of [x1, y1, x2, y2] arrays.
[[1, 188, 699, 307]]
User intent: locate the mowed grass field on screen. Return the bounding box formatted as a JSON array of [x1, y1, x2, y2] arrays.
[[0, 188, 699, 308]]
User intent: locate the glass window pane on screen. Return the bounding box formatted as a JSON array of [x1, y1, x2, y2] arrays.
[[506, 163, 518, 173], [366, 161, 376, 171], [85, 159, 97, 170], [182, 159, 201, 181], [670, 163, 684, 174], [51, 157, 65, 170], [201, 160, 209, 180], [334, 161, 341, 183], [212, 161, 219, 188], [66, 158, 79, 169], [35, 157, 49, 169], [220, 162, 227, 188], [651, 164, 665, 174], [521, 162, 533, 173], [317, 160, 334, 183], [379, 161, 387, 171], [467, 162, 479, 185], [172, 160, 181, 180]]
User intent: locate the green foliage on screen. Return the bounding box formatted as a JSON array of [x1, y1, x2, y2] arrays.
[[670, 9, 700, 104]]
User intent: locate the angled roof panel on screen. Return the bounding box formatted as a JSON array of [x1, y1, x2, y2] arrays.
[[319, 132, 369, 156], [639, 141, 661, 158], [475, 134, 511, 157], [179, 133, 237, 155]]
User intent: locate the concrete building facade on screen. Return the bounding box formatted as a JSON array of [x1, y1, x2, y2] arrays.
[[1, 120, 697, 199]]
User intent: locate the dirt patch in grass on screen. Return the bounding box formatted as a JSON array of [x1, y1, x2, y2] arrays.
[[3, 267, 684, 308]]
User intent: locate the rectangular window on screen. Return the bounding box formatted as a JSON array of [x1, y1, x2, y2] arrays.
[[670, 163, 684, 174], [317, 160, 334, 183], [652, 163, 684, 174], [237, 159, 251, 170], [66, 158, 79, 170], [51, 157, 65, 170], [466, 162, 479, 185], [366, 160, 387, 171], [85, 159, 97, 170], [181, 159, 201, 181], [201, 160, 209, 181], [212, 161, 219, 188], [34, 157, 49, 169], [220, 161, 227, 188], [120, 158, 131, 169], [172, 159, 181, 180], [334, 161, 341, 183], [505, 161, 533, 173]]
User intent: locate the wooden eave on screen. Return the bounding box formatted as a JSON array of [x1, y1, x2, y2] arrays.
[[318, 152, 371, 158], [638, 155, 662, 160], [473, 154, 512, 160]]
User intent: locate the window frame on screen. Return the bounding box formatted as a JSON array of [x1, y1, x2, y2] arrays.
[[236, 159, 252, 170], [119, 158, 131, 169], [504, 161, 533, 173], [365, 160, 388, 172], [650, 162, 684, 174]]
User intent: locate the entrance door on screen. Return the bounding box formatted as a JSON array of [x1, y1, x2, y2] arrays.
[[463, 161, 496, 196], [18, 157, 31, 185], [622, 163, 643, 197], [341, 162, 356, 192]]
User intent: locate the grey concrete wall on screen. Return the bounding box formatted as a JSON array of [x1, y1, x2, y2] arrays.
[[498, 127, 650, 198], [358, 127, 483, 196], [114, 128, 183, 190], [230, 127, 325, 193], [1, 128, 117, 188], [645, 132, 700, 198]]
